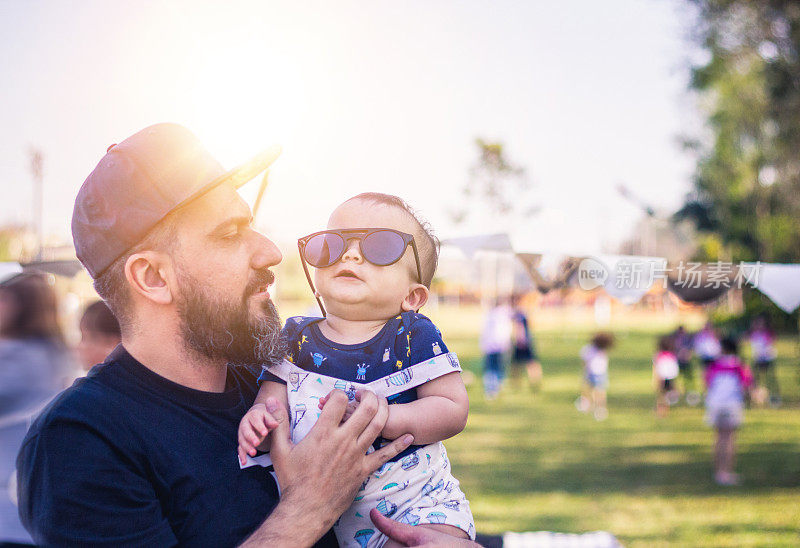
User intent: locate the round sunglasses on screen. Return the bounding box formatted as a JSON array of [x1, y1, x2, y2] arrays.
[[297, 228, 423, 316]]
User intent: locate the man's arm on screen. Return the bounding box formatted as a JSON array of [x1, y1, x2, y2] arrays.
[[240, 390, 413, 547]]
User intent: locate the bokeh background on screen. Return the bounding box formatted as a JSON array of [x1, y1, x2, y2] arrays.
[[2, 1, 800, 546]]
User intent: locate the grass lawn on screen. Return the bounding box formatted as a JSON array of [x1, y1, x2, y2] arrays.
[[428, 307, 800, 547]]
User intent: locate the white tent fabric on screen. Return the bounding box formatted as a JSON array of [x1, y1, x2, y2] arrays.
[[440, 233, 800, 312], [742, 263, 800, 313], [0, 262, 23, 284], [441, 233, 513, 258], [593, 254, 668, 305]]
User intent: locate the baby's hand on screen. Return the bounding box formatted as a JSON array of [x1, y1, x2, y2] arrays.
[[319, 390, 384, 424], [318, 391, 358, 423], [237, 403, 279, 466]]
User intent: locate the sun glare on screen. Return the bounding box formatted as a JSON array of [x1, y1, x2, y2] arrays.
[[182, 27, 329, 238], [188, 43, 306, 164]]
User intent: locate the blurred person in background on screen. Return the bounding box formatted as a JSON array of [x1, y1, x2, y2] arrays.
[[509, 294, 542, 392], [653, 336, 680, 418], [694, 321, 721, 370], [747, 315, 780, 408], [0, 273, 73, 546], [480, 298, 512, 399], [672, 325, 700, 406], [576, 332, 614, 421], [77, 300, 121, 372], [704, 336, 752, 486]]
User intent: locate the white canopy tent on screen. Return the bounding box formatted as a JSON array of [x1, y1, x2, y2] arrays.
[[440, 234, 800, 314]]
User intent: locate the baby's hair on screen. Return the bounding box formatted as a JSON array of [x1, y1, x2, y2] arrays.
[[592, 332, 615, 350], [345, 192, 440, 288]]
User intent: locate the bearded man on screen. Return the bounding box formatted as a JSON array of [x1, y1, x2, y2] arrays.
[[15, 124, 416, 547]]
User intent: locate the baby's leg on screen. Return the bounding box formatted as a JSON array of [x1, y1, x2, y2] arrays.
[[382, 523, 469, 548]]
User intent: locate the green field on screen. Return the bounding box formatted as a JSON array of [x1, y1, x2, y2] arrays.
[[429, 308, 800, 547]]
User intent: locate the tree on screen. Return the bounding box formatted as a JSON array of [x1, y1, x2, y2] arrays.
[[680, 0, 800, 329], [449, 139, 538, 232], [679, 0, 800, 264]]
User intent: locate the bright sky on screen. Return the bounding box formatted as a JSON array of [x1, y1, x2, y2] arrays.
[[0, 0, 698, 256]]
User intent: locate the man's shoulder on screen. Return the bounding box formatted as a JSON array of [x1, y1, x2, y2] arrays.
[[27, 363, 123, 430]]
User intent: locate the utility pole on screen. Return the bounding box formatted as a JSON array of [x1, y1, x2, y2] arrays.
[[29, 148, 44, 261], [616, 183, 657, 256]]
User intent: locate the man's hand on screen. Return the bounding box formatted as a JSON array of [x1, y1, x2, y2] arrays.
[[237, 403, 279, 465], [369, 509, 481, 547], [241, 390, 413, 547]]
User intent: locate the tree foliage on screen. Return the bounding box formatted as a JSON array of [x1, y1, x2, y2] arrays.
[[679, 0, 800, 263], [449, 139, 538, 230]]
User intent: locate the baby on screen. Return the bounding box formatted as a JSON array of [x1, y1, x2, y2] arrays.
[[238, 193, 475, 547]]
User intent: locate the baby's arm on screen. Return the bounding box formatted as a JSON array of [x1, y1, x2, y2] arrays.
[[380, 372, 468, 445], [237, 380, 289, 465]]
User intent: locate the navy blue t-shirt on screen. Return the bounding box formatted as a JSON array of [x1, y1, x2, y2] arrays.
[[16, 346, 337, 547], [260, 312, 450, 461]]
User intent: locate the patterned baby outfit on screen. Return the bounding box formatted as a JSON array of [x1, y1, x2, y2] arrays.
[[260, 312, 475, 548]]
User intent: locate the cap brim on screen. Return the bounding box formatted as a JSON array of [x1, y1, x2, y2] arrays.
[[177, 144, 282, 211]]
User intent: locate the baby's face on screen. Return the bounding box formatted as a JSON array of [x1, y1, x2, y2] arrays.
[[314, 199, 421, 320]]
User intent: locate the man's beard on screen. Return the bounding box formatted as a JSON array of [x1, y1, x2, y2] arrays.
[[175, 269, 286, 368]]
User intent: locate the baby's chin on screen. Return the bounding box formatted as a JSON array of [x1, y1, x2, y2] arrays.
[[322, 297, 400, 321]]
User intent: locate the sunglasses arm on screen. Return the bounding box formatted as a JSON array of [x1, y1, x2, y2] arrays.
[[298, 242, 327, 317], [410, 240, 425, 313]]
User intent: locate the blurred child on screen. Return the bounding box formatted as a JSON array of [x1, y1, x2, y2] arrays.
[[77, 300, 121, 371], [653, 336, 680, 418], [705, 336, 752, 486], [509, 294, 542, 392], [576, 332, 614, 421], [480, 299, 512, 399], [748, 315, 779, 407], [694, 321, 721, 369], [672, 325, 700, 406]]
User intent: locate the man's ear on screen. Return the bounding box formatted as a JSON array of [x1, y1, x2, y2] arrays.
[[125, 251, 174, 306], [401, 284, 429, 312]]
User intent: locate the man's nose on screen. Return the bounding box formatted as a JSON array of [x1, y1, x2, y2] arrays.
[[340, 239, 363, 263], [250, 230, 283, 270]]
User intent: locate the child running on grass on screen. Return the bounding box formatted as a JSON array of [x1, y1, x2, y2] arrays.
[[576, 332, 614, 421], [705, 336, 753, 486], [748, 315, 780, 407], [653, 336, 680, 418], [672, 325, 700, 406], [237, 193, 474, 547]]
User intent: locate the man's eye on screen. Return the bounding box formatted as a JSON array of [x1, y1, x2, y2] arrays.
[[222, 223, 252, 240]]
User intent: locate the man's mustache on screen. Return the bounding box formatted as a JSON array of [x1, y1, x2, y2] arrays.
[[246, 270, 275, 297]]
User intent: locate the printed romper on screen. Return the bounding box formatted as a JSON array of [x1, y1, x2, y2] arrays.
[[251, 312, 475, 548]]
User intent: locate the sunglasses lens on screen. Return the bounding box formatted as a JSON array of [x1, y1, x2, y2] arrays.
[[362, 230, 407, 265], [304, 233, 344, 267]]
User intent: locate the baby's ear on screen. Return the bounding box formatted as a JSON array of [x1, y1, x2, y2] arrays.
[[401, 284, 429, 311]]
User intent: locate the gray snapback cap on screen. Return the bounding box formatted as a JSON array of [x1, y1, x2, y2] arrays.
[[71, 123, 280, 278]]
